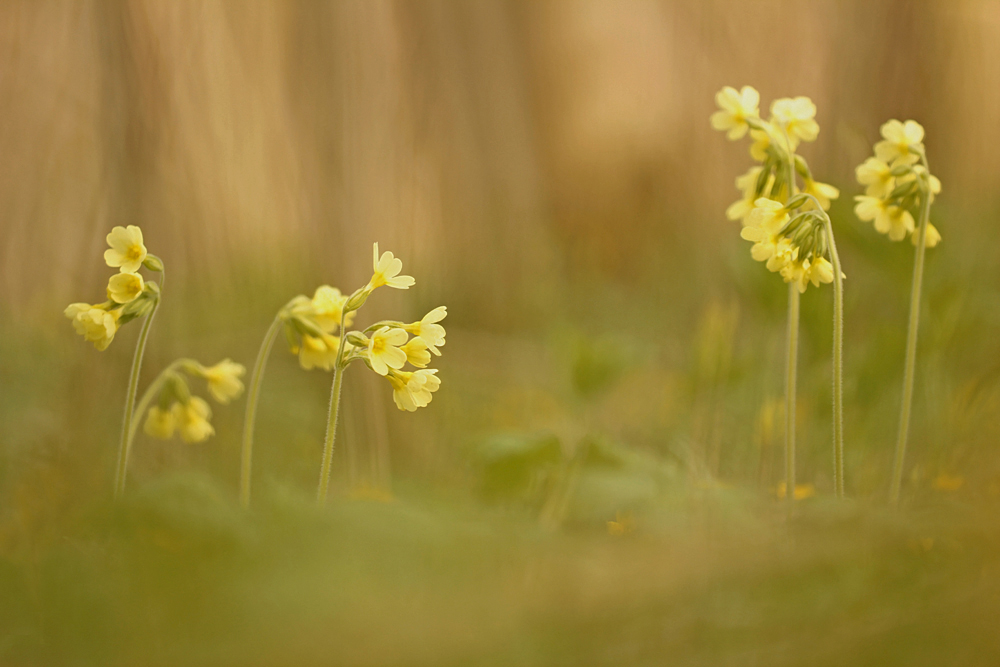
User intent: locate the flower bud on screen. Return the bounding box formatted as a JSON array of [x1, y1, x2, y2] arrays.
[[785, 193, 810, 210], [889, 180, 917, 200], [142, 254, 165, 272], [890, 164, 913, 177], [346, 332, 368, 348], [344, 288, 370, 312]]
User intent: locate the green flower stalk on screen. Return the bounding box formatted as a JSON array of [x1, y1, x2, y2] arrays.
[[712, 85, 847, 501], [854, 120, 942, 503]]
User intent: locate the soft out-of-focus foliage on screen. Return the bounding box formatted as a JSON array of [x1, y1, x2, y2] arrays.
[[3, 1, 1000, 665]]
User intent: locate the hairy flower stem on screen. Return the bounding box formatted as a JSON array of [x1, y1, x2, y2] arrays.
[[113, 269, 164, 500], [785, 283, 800, 515], [822, 216, 846, 498], [317, 311, 349, 505], [240, 316, 282, 508], [890, 155, 933, 505]]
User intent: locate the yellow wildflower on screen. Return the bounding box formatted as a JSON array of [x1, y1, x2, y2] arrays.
[[710, 85, 760, 140], [780, 258, 810, 293], [804, 178, 839, 211], [367, 243, 415, 291], [912, 222, 942, 248], [103, 225, 147, 273], [387, 368, 440, 411], [855, 196, 915, 241], [403, 306, 447, 355], [198, 359, 246, 404], [64, 302, 120, 351], [401, 337, 431, 368], [740, 225, 797, 272], [747, 198, 789, 234], [310, 285, 354, 332], [299, 333, 341, 371], [770, 97, 819, 145], [107, 271, 144, 304], [855, 157, 894, 198], [143, 406, 177, 439], [726, 167, 764, 223], [366, 326, 408, 376], [874, 119, 924, 166], [804, 256, 835, 288], [173, 397, 215, 443], [749, 125, 776, 161]]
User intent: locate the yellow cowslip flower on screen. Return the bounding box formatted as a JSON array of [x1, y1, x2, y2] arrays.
[[740, 225, 796, 273], [749, 126, 773, 161], [747, 198, 789, 234], [366, 326, 408, 376], [173, 397, 215, 443], [710, 85, 760, 140], [367, 243, 415, 291], [402, 306, 447, 355], [103, 225, 147, 273], [310, 285, 354, 333], [855, 157, 894, 198], [107, 271, 144, 304], [299, 333, 341, 371], [197, 359, 246, 404], [804, 178, 839, 211], [901, 165, 942, 203], [912, 222, 942, 248], [726, 167, 764, 223], [855, 196, 914, 241], [144, 406, 177, 439], [804, 256, 835, 288], [401, 337, 431, 368], [64, 302, 121, 351], [386, 368, 440, 412], [875, 119, 924, 166], [770, 97, 819, 145]]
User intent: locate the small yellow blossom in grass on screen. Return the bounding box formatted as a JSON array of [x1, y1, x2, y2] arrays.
[[367, 243, 415, 291], [710, 85, 760, 140], [367, 326, 408, 375], [64, 302, 121, 351], [197, 359, 246, 404], [804, 178, 840, 211], [310, 285, 354, 332], [747, 198, 789, 234], [103, 225, 147, 273], [912, 222, 942, 248], [607, 511, 635, 536], [855, 157, 894, 198], [774, 482, 816, 500], [143, 406, 177, 439], [854, 196, 915, 241], [932, 472, 964, 491], [401, 337, 431, 368], [173, 397, 215, 443], [107, 272, 144, 304], [299, 333, 341, 371], [386, 368, 440, 411], [770, 97, 819, 145], [403, 306, 447, 355], [875, 119, 924, 166]]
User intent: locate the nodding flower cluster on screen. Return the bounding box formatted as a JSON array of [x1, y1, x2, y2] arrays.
[[143, 359, 246, 443], [711, 86, 841, 293], [854, 120, 942, 247], [64, 225, 163, 350], [276, 243, 446, 411]]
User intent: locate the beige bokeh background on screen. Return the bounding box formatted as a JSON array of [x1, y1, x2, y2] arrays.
[[2, 0, 999, 318]]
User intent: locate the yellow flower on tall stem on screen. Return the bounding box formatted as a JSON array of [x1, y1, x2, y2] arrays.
[[875, 119, 924, 166], [103, 225, 148, 273], [710, 85, 760, 140], [366, 326, 408, 376], [174, 397, 215, 443], [367, 243, 415, 291], [107, 272, 144, 304], [196, 359, 246, 404], [64, 302, 121, 351], [403, 306, 447, 355]]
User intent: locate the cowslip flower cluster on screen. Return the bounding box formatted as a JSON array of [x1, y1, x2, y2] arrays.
[[64, 225, 163, 350], [854, 120, 942, 246], [712, 86, 840, 292], [142, 359, 246, 443]]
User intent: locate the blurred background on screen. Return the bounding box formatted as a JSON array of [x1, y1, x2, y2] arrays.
[[3, 1, 1000, 665]]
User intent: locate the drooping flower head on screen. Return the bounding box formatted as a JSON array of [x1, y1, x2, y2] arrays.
[[104, 225, 147, 273], [299, 333, 342, 372], [310, 285, 354, 332], [144, 406, 177, 439], [65, 302, 121, 351], [107, 272, 144, 304], [195, 359, 246, 404], [173, 397, 215, 443]]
